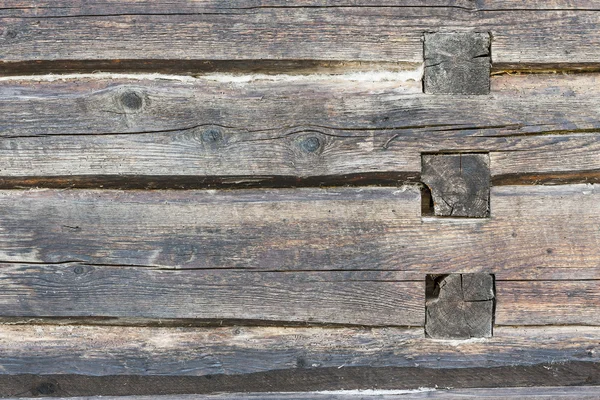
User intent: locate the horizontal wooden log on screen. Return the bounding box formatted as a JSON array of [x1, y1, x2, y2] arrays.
[[0, 264, 597, 326], [0, 267, 424, 326], [0, 325, 597, 375], [496, 281, 600, 326], [0, 186, 596, 324], [0, 185, 598, 281], [13, 386, 600, 400], [0, 327, 599, 395], [1, 1, 600, 68], [0, 74, 599, 185]]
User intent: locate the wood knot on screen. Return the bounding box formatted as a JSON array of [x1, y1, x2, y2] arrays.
[[201, 128, 223, 144], [73, 266, 85, 275], [119, 90, 145, 111], [4, 29, 18, 39], [33, 382, 57, 395], [296, 356, 308, 368], [292, 131, 326, 158], [299, 136, 321, 153]]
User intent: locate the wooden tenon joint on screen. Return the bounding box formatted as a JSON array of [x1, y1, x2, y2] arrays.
[[421, 153, 490, 218], [426, 274, 495, 339], [424, 32, 491, 95]]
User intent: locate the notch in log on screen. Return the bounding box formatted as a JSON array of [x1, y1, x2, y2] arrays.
[[425, 274, 495, 339], [421, 153, 490, 218], [424, 32, 491, 95]]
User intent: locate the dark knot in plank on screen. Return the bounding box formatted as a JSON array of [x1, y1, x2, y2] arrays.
[[201, 128, 223, 144], [299, 136, 321, 153], [33, 381, 58, 395], [119, 90, 145, 111]]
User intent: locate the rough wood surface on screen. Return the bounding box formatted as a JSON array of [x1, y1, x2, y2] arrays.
[[425, 274, 494, 338], [1, 364, 598, 397], [0, 185, 596, 281], [496, 281, 600, 326], [14, 386, 600, 399], [1, 1, 600, 68], [0, 263, 596, 326], [0, 325, 597, 376], [424, 33, 491, 95], [0, 186, 595, 324], [421, 154, 490, 217], [0, 75, 599, 185], [0, 266, 424, 326]]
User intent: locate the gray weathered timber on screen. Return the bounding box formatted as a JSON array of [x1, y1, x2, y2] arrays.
[[0, 187, 596, 324], [13, 386, 600, 399], [424, 33, 491, 95], [0, 75, 600, 184], [421, 154, 490, 217], [0, 325, 598, 376], [2, 2, 600, 67], [0, 266, 424, 325], [0, 185, 597, 280], [0, 264, 595, 325], [0, 187, 421, 272], [496, 281, 600, 325], [2, 365, 599, 397], [425, 274, 494, 338]]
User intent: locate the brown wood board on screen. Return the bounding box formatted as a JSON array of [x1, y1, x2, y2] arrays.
[[0, 74, 599, 185], [2, 2, 600, 69]]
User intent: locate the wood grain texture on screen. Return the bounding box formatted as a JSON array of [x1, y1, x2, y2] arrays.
[[0, 266, 424, 326], [424, 33, 491, 95], [0, 185, 597, 280], [425, 274, 494, 338], [14, 386, 600, 399], [0, 186, 595, 324], [0, 325, 598, 376], [421, 154, 490, 217], [0, 263, 597, 325], [0, 74, 600, 184], [496, 281, 600, 326], [1, 364, 598, 397], [1, 1, 600, 67]]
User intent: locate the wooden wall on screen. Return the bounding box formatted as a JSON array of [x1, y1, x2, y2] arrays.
[[0, 1, 599, 398]]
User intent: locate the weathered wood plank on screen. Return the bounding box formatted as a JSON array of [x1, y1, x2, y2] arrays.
[[0, 187, 421, 271], [1, 366, 598, 397], [14, 386, 600, 399], [1, 74, 600, 184], [2, 2, 600, 67], [0, 263, 597, 326], [0, 186, 596, 324], [496, 281, 600, 326], [0, 325, 598, 375], [0, 266, 424, 325], [0, 185, 597, 281]]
